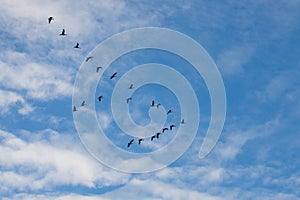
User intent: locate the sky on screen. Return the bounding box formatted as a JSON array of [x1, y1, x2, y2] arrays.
[[0, 0, 300, 199]]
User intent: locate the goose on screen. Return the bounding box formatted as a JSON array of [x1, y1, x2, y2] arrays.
[[151, 135, 156, 141], [170, 124, 175, 130], [98, 96, 103, 102], [73, 106, 77, 112], [59, 29, 67, 36], [85, 56, 93, 62], [74, 43, 80, 48], [138, 138, 144, 144], [48, 16, 54, 24], [162, 128, 168, 133], [151, 100, 155, 107], [156, 132, 161, 139], [110, 72, 117, 79], [96, 66, 102, 72], [126, 97, 132, 104], [127, 139, 134, 147]]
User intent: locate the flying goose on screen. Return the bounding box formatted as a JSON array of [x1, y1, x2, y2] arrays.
[[110, 72, 117, 79], [127, 139, 134, 147]]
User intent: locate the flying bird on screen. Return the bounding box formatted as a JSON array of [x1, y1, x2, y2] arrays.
[[85, 56, 93, 62], [127, 139, 134, 147], [151, 100, 155, 107], [167, 109, 172, 114], [170, 124, 176, 130], [128, 84, 134, 89], [126, 97, 132, 104], [162, 128, 168, 133], [110, 72, 117, 79], [73, 106, 77, 112], [156, 103, 161, 108], [59, 29, 67, 36], [181, 119, 185, 124], [151, 135, 156, 141], [48, 16, 54, 24], [156, 132, 161, 139], [96, 66, 102, 72], [74, 43, 80, 48], [138, 138, 144, 144], [81, 101, 86, 106], [98, 95, 103, 101]]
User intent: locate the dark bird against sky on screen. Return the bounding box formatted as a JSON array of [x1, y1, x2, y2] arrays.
[[110, 72, 117, 79], [138, 138, 144, 144], [74, 43, 80, 48], [96, 66, 102, 72], [73, 106, 77, 112], [156, 132, 161, 139], [48, 16, 54, 24], [98, 96, 103, 102], [85, 56, 93, 62], [59, 29, 67, 36], [170, 124, 175, 130], [127, 139, 134, 147], [151, 100, 155, 107], [151, 135, 156, 141], [162, 128, 168, 133], [126, 97, 132, 104]]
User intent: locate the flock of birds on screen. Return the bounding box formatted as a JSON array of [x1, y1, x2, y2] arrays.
[[48, 16, 81, 48], [60, 15, 186, 149]]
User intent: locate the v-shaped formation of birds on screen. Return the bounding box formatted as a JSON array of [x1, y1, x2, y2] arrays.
[[62, 15, 186, 148]]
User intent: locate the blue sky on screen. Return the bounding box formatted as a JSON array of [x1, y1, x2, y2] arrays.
[[0, 0, 300, 199]]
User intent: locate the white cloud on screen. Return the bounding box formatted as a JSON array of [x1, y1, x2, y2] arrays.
[[0, 129, 130, 194], [103, 178, 222, 200], [0, 51, 74, 100], [217, 45, 254, 76], [256, 68, 300, 103], [0, 89, 34, 115]]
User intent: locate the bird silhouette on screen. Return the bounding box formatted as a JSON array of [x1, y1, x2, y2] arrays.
[[74, 43, 80, 48], [59, 29, 67, 36], [110, 72, 117, 79], [48, 16, 54, 24], [126, 97, 132, 104], [127, 139, 134, 147], [170, 124, 176, 130], [151, 135, 156, 141], [96, 66, 102, 72], [151, 100, 155, 107], [128, 84, 134, 89], [162, 128, 168, 133], [156, 132, 161, 139], [85, 56, 93, 62], [98, 96, 103, 101], [73, 106, 77, 112], [156, 103, 161, 108], [181, 119, 185, 124], [167, 109, 172, 114], [81, 101, 86, 106], [138, 138, 144, 144]]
